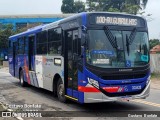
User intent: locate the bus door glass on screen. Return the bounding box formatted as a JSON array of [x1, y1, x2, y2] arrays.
[[28, 35, 35, 71], [67, 30, 79, 93]]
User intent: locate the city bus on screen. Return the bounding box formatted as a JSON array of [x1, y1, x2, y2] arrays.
[[8, 12, 150, 103]]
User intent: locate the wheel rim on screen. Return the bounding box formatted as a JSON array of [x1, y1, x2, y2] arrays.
[[57, 80, 66, 102], [58, 84, 63, 96]]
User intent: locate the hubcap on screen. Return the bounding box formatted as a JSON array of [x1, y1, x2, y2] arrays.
[[59, 85, 63, 96]]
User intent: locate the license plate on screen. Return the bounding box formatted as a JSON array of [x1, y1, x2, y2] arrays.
[[119, 96, 131, 101]]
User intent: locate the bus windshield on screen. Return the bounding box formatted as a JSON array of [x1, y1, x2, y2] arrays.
[[86, 29, 149, 68]]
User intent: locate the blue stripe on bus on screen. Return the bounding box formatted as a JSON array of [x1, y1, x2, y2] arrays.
[[78, 92, 84, 103], [66, 89, 79, 99], [78, 70, 88, 86], [73, 90, 78, 99], [82, 12, 87, 26], [66, 89, 84, 103], [67, 88, 72, 96]]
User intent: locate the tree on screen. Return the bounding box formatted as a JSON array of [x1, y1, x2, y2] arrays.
[[149, 39, 160, 50], [61, 0, 85, 13], [16, 23, 42, 33], [74, 1, 85, 13], [0, 23, 42, 50], [0, 24, 15, 49], [61, 0, 74, 13], [86, 0, 148, 15], [0, 24, 16, 61], [86, 0, 110, 12]]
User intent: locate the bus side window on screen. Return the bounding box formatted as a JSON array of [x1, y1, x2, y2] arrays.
[[24, 37, 28, 54], [36, 31, 48, 55], [48, 28, 62, 55], [18, 37, 25, 54], [14, 41, 18, 56]]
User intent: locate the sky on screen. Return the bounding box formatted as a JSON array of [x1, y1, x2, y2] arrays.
[[0, 0, 159, 39], [144, 0, 160, 39]]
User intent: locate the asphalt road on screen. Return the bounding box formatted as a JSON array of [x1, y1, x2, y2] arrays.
[[0, 71, 160, 120]]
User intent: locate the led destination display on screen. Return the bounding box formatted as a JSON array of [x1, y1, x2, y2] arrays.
[[89, 14, 145, 27]]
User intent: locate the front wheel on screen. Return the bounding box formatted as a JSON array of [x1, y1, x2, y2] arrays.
[[19, 70, 27, 87], [57, 78, 66, 103]]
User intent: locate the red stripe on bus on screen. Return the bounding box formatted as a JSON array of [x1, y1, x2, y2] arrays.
[[78, 86, 100, 92], [24, 57, 31, 84], [78, 86, 120, 93], [103, 87, 119, 93]]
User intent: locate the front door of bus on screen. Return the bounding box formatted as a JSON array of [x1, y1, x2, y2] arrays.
[[66, 30, 79, 95], [28, 35, 35, 71]]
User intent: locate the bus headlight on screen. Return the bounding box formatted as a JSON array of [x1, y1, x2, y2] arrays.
[[146, 75, 151, 85], [88, 78, 99, 89]]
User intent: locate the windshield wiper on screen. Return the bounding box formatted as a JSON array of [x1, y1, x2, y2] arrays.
[[103, 26, 118, 49], [104, 26, 124, 62], [126, 27, 137, 56], [126, 34, 130, 56], [128, 27, 137, 45]]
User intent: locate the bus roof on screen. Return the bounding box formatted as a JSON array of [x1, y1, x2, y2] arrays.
[[9, 12, 84, 40], [9, 24, 45, 39], [9, 12, 146, 40]]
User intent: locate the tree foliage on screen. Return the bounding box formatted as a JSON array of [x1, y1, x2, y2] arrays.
[[61, 0, 85, 13], [61, 0, 148, 15], [73, 1, 85, 13], [0, 23, 42, 50], [149, 39, 160, 50], [86, 0, 148, 15], [16, 23, 42, 33], [0, 24, 16, 49], [61, 0, 74, 13]]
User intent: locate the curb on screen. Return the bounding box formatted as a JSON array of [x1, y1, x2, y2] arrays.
[[0, 102, 23, 120]]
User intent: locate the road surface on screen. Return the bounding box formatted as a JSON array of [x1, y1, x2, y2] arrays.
[[0, 68, 160, 120]]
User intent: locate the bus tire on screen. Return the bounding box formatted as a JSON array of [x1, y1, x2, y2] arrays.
[[57, 78, 66, 103], [19, 70, 27, 87]]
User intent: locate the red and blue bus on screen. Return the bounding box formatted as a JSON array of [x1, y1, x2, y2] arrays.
[[8, 12, 150, 103]]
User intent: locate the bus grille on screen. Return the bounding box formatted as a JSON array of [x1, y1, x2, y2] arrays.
[[101, 74, 146, 80]]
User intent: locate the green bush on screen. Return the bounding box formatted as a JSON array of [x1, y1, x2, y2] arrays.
[[0, 58, 3, 66], [151, 72, 160, 79]]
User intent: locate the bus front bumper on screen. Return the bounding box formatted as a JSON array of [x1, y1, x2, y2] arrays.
[[83, 81, 150, 103]]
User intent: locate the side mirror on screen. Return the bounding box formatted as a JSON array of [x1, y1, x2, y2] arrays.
[[80, 46, 85, 58], [81, 25, 87, 46], [81, 34, 86, 46], [81, 25, 87, 33]]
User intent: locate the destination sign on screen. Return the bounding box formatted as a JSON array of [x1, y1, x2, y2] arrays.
[[96, 16, 137, 26], [89, 14, 145, 27]]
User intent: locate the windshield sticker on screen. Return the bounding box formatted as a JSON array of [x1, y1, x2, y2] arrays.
[[93, 59, 109, 64], [91, 50, 114, 56], [141, 55, 148, 62], [125, 60, 131, 67]]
